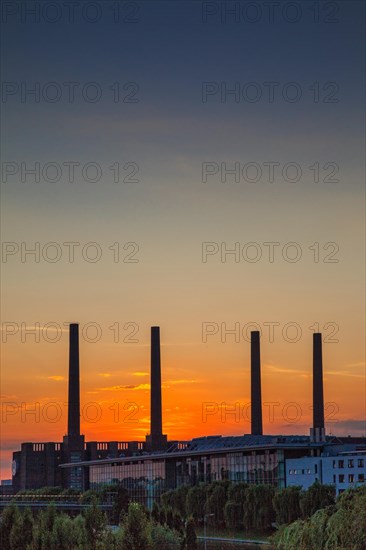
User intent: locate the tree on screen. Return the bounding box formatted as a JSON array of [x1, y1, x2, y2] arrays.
[[243, 484, 275, 532], [224, 482, 248, 529], [173, 511, 184, 534], [224, 501, 243, 529], [151, 501, 161, 523], [273, 486, 302, 525], [121, 502, 151, 550], [0, 504, 20, 550], [205, 482, 228, 526], [185, 517, 197, 550], [150, 524, 182, 550], [50, 514, 76, 550], [300, 482, 335, 519], [21, 507, 35, 548], [112, 485, 129, 524], [273, 485, 366, 550], [185, 485, 206, 522], [83, 497, 107, 550]]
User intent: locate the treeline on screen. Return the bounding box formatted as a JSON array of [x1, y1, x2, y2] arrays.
[[0, 499, 196, 550], [273, 485, 366, 550], [156, 480, 336, 533]]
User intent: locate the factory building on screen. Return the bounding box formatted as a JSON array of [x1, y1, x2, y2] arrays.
[[12, 325, 365, 505]]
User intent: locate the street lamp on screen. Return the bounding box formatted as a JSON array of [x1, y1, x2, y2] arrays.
[[204, 513, 214, 550]]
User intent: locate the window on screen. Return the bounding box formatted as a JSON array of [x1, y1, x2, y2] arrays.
[[339, 474, 345, 483], [302, 469, 305, 475], [315, 464, 318, 474], [358, 473, 364, 482], [338, 460, 344, 468], [333, 474, 336, 483], [289, 469, 293, 474], [348, 460, 354, 468], [349, 474, 355, 483], [333, 460, 336, 468], [307, 469, 311, 474], [358, 459, 364, 468]]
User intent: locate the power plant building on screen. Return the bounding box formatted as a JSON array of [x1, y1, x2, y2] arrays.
[[11, 325, 366, 506]]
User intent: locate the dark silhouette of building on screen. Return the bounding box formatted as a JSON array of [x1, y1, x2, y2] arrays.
[[11, 325, 364, 495]]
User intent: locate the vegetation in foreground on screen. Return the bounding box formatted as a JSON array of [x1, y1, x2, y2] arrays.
[[156, 479, 336, 535], [272, 485, 366, 550], [0, 499, 194, 550]]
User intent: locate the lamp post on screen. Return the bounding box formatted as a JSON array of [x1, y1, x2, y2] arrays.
[[204, 513, 214, 550]]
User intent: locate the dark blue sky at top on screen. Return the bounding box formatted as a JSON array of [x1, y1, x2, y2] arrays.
[[2, 1, 364, 107], [1, 1, 364, 192]]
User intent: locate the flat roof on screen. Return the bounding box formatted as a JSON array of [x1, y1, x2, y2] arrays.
[[60, 440, 325, 469]]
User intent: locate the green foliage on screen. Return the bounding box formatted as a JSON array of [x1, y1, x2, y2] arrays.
[[224, 482, 248, 529], [204, 482, 228, 526], [185, 517, 197, 550], [83, 497, 107, 550], [224, 501, 243, 529], [120, 502, 151, 550], [273, 485, 366, 550], [22, 507, 35, 548], [50, 514, 76, 549], [112, 485, 130, 524], [273, 486, 302, 525], [151, 501, 161, 523], [243, 484, 275, 532], [0, 498, 182, 550], [299, 481, 335, 519], [0, 503, 20, 550], [185, 484, 207, 521], [150, 523, 182, 549]]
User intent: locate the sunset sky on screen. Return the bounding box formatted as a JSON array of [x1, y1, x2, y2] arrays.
[[1, 1, 365, 479]]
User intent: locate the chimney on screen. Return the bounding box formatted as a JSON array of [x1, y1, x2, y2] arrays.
[[63, 323, 84, 488], [68, 323, 80, 437], [251, 331, 263, 436], [311, 332, 326, 442], [146, 326, 167, 451]]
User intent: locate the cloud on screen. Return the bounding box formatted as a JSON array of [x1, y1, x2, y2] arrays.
[[265, 365, 309, 376], [163, 379, 202, 387], [47, 376, 64, 382], [98, 379, 201, 392], [98, 384, 150, 392], [326, 370, 365, 379], [97, 373, 112, 378], [132, 372, 149, 377], [330, 419, 366, 434]]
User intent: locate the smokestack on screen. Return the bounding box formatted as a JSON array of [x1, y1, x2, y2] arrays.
[[312, 333, 325, 439], [146, 326, 167, 451], [151, 326, 163, 437], [251, 331, 263, 436], [68, 323, 80, 437]]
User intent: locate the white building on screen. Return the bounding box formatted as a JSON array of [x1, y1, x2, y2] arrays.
[[286, 450, 366, 495]]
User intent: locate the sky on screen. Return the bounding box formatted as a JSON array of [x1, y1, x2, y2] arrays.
[[1, 0, 365, 479]]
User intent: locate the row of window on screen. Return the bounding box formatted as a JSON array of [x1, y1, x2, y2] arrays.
[[289, 465, 318, 475], [333, 459, 364, 469], [334, 473, 365, 483]]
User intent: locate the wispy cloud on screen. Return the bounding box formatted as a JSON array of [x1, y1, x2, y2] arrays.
[[97, 379, 201, 392], [47, 376, 64, 382], [132, 372, 149, 377], [97, 373, 112, 378], [327, 370, 365, 379], [98, 384, 150, 392]]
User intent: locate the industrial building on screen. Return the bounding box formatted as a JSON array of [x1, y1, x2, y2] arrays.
[[12, 324, 365, 507]]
